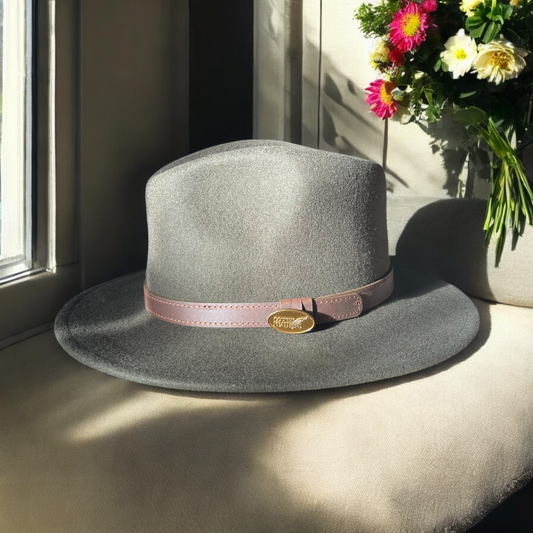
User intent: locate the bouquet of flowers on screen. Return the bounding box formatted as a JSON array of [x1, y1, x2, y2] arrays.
[[355, 0, 533, 264]]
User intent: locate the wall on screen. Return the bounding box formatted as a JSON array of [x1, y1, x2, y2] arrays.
[[79, 0, 189, 289]]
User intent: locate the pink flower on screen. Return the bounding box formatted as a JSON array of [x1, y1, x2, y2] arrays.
[[389, 2, 431, 53], [365, 79, 398, 119], [389, 47, 405, 65], [421, 0, 438, 13]]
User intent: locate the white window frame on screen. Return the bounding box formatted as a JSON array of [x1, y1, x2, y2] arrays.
[[0, 0, 81, 348], [0, 0, 34, 280]]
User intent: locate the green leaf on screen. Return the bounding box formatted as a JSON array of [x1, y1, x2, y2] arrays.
[[488, 14, 504, 25], [483, 21, 502, 43], [469, 25, 486, 39], [459, 90, 477, 98], [501, 5, 513, 19], [391, 87, 406, 99], [486, 8, 501, 21], [433, 58, 442, 72], [452, 106, 488, 125], [466, 20, 487, 39], [466, 14, 483, 27]]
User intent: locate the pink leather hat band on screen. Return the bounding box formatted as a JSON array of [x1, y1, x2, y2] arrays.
[[144, 268, 394, 331]]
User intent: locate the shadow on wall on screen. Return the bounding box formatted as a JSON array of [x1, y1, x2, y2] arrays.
[[314, 49, 472, 197], [418, 117, 470, 197], [393, 197, 492, 302], [317, 63, 389, 179]]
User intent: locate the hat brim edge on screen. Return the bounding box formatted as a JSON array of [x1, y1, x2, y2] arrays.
[[54, 266, 480, 393]]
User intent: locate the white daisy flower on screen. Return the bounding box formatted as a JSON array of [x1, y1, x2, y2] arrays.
[[440, 30, 478, 79]]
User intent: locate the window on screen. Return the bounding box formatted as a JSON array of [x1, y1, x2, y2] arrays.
[[0, 0, 33, 281], [0, 0, 189, 347], [0, 0, 82, 348]]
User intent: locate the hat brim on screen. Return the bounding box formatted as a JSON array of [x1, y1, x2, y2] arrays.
[[54, 265, 479, 392]]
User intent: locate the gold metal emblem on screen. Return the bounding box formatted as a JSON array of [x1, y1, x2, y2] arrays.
[[268, 309, 315, 334]]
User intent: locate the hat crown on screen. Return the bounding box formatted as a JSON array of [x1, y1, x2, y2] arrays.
[[145, 142, 389, 302]]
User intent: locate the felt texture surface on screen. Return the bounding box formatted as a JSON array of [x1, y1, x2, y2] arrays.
[[4, 300, 533, 532], [54, 140, 480, 391], [146, 141, 389, 301], [54, 266, 479, 392]]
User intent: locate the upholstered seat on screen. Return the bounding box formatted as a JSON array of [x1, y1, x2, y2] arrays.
[[1, 194, 532, 532]]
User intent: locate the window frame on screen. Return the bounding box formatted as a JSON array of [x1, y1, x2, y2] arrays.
[[0, 0, 191, 349], [0, 0, 34, 280], [0, 0, 81, 348]]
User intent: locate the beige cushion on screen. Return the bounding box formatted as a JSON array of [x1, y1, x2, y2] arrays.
[[387, 196, 533, 307], [1, 309, 532, 533]]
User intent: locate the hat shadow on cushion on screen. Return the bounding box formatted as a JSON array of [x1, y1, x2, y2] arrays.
[[389, 197, 493, 380], [393, 198, 491, 300], [393, 196, 533, 309]]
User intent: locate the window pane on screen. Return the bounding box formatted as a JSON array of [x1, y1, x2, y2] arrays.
[[0, 0, 32, 281]]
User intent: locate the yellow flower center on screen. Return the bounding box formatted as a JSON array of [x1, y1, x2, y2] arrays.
[[490, 50, 511, 70], [379, 81, 394, 106], [401, 14, 421, 37], [455, 49, 467, 61]]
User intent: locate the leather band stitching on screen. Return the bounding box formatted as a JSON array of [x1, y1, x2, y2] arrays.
[[144, 268, 393, 328], [146, 307, 268, 326], [332, 304, 363, 320], [145, 291, 278, 310], [145, 270, 392, 309], [316, 294, 361, 304]]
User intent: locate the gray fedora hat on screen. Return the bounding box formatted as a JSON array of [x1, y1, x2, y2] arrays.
[[55, 140, 479, 393]]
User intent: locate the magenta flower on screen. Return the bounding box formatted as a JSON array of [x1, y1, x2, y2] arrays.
[[421, 0, 438, 13], [389, 2, 431, 53], [365, 79, 398, 119]]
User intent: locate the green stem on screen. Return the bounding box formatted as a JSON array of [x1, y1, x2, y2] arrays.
[[474, 119, 533, 265]]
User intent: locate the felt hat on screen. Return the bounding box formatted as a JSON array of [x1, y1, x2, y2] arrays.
[[55, 140, 479, 393]]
